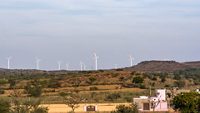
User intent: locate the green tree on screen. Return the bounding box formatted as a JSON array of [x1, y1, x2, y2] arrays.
[[174, 80, 185, 88], [132, 76, 144, 84], [173, 92, 200, 113], [25, 80, 43, 97], [111, 104, 138, 113], [8, 79, 17, 89], [105, 93, 121, 102], [0, 99, 10, 113], [10, 91, 48, 113]]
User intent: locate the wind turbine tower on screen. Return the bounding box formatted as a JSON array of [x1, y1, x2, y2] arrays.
[[80, 61, 83, 71], [129, 55, 134, 67], [66, 63, 69, 70], [83, 64, 86, 70], [36, 58, 41, 70], [93, 53, 99, 70], [57, 61, 61, 70], [6, 57, 12, 69]]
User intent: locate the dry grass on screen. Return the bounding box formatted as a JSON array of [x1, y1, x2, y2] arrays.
[[42, 103, 130, 113]]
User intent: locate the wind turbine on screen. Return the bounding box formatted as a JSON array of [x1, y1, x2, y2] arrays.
[[6, 56, 12, 69], [80, 61, 85, 71], [57, 61, 61, 70], [129, 55, 134, 67], [93, 52, 99, 70], [66, 63, 69, 70], [35, 57, 41, 70], [83, 63, 86, 70]]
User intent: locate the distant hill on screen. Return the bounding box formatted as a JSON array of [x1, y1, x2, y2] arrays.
[[0, 60, 200, 74], [125, 60, 200, 72]]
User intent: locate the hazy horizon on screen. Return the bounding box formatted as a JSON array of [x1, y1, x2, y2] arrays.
[[0, 0, 200, 70]]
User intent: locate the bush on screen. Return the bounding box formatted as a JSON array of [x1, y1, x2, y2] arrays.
[[173, 92, 200, 113], [111, 104, 138, 113], [124, 97, 133, 102], [48, 79, 61, 88], [111, 73, 119, 77], [10, 98, 48, 113], [151, 77, 157, 81], [174, 80, 185, 88], [105, 93, 121, 101], [173, 74, 181, 80], [86, 77, 96, 85], [138, 84, 146, 89], [89, 87, 98, 91], [0, 99, 10, 113], [132, 76, 144, 84], [0, 88, 5, 94], [8, 79, 17, 89], [0, 79, 8, 85], [25, 80, 43, 97], [161, 77, 166, 82], [31, 107, 48, 113]]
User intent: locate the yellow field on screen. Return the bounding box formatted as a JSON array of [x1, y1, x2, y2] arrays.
[[43, 103, 130, 113]]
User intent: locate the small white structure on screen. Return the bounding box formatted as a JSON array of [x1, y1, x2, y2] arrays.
[[133, 89, 168, 112]]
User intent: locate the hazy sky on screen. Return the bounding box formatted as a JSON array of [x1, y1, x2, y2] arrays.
[[0, 0, 200, 70]]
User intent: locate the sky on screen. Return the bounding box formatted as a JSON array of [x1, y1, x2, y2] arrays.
[[0, 0, 200, 70]]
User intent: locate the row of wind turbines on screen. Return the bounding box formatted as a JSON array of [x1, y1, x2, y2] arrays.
[[4, 53, 134, 71]]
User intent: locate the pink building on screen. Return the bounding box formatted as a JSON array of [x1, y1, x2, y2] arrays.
[[133, 89, 168, 112]]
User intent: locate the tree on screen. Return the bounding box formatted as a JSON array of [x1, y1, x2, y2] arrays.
[[111, 104, 138, 113], [86, 77, 96, 85], [62, 92, 83, 113], [105, 93, 121, 102], [173, 92, 200, 113], [25, 80, 43, 97], [47, 78, 61, 88], [132, 76, 144, 84], [174, 80, 185, 88], [8, 79, 17, 89], [10, 94, 48, 113], [0, 99, 10, 113]]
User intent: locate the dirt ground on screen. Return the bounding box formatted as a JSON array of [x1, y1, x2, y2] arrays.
[[42, 103, 130, 113]]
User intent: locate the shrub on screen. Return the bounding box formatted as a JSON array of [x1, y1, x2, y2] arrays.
[[25, 80, 43, 97], [151, 77, 157, 81], [124, 97, 133, 102], [0, 79, 8, 85], [173, 74, 181, 80], [31, 107, 48, 113], [8, 79, 17, 89], [10, 98, 48, 113], [132, 76, 144, 84], [173, 92, 200, 113], [0, 99, 10, 113], [87, 77, 96, 85], [111, 73, 119, 77], [174, 80, 185, 88], [111, 104, 138, 113], [89, 87, 98, 91], [138, 84, 146, 89], [164, 84, 170, 88], [0, 88, 5, 94], [48, 79, 61, 88], [105, 93, 121, 101], [161, 77, 166, 82]]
